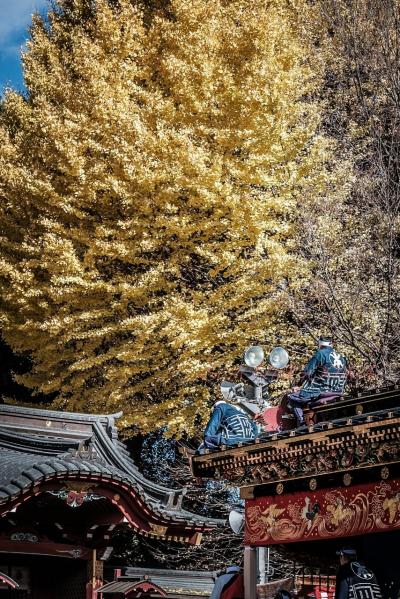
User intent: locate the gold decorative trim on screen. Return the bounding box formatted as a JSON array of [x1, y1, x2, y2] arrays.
[[149, 523, 168, 536], [193, 417, 400, 488]]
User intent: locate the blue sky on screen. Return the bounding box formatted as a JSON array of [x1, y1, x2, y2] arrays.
[[0, 0, 48, 95]]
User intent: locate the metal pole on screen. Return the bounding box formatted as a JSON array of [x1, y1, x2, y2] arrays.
[[244, 546, 257, 599], [258, 547, 266, 585]]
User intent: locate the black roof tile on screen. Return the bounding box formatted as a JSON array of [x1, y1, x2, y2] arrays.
[[22, 467, 46, 483], [10, 475, 33, 490], [0, 484, 21, 496], [35, 463, 56, 477]]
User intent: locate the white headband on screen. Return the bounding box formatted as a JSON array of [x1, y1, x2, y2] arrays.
[[319, 340, 333, 347]]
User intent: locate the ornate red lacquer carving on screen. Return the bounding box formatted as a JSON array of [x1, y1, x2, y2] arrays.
[[245, 480, 400, 545]]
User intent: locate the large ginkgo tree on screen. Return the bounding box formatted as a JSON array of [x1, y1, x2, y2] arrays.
[[0, 0, 332, 435]]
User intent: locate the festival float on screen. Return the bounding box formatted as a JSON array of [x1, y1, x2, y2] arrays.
[[190, 347, 400, 599]]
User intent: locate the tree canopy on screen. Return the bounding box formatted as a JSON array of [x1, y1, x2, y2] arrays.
[[294, 0, 400, 387], [0, 0, 337, 434]]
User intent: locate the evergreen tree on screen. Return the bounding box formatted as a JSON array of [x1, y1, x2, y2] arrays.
[[0, 0, 331, 434]]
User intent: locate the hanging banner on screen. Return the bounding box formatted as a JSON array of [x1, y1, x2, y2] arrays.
[[245, 479, 400, 545]]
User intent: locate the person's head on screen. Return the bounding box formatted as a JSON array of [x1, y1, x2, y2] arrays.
[[336, 548, 357, 565], [318, 335, 333, 349]]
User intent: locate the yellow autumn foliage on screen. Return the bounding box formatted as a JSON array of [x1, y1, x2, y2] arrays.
[[0, 0, 331, 435]]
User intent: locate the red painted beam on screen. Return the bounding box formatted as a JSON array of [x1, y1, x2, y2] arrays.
[[0, 539, 91, 559], [245, 479, 400, 545]]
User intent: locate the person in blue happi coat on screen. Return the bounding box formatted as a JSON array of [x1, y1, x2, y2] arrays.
[[200, 400, 258, 451], [209, 566, 242, 599], [289, 336, 349, 426]]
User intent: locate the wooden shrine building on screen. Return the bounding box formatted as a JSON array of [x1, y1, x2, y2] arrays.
[[0, 404, 222, 599], [191, 386, 400, 599], [97, 566, 216, 598]]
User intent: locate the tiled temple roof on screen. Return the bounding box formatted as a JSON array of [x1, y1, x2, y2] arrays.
[[0, 404, 224, 542]]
